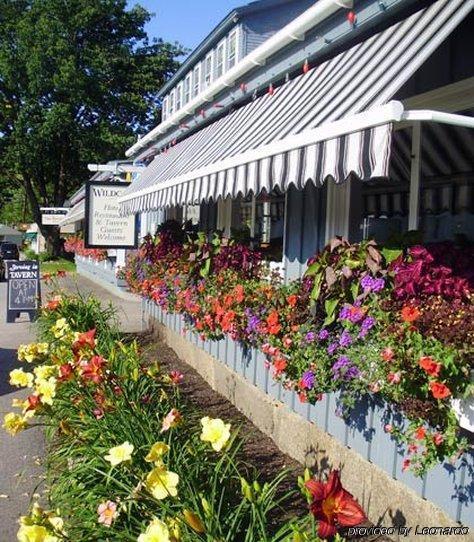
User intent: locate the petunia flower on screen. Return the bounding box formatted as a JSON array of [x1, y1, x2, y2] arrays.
[[305, 470, 366, 539]]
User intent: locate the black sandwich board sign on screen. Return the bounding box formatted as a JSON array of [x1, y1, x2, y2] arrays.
[[5, 261, 41, 323]]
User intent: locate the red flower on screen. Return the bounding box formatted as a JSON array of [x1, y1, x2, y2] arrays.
[[26, 394, 41, 412], [433, 433, 444, 446], [169, 370, 184, 385], [380, 347, 395, 362], [45, 298, 60, 311], [80, 355, 106, 384], [429, 381, 451, 400], [298, 391, 307, 403], [266, 310, 281, 335], [418, 356, 441, 377], [72, 329, 96, 355], [305, 470, 367, 539], [401, 305, 420, 323], [272, 356, 287, 376], [58, 363, 74, 382], [414, 426, 426, 440], [387, 372, 401, 384], [234, 284, 245, 303], [402, 458, 411, 472], [287, 294, 298, 307]]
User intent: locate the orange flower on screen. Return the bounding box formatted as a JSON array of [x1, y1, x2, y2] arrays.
[[380, 347, 395, 362], [234, 284, 245, 303], [414, 426, 426, 440], [287, 294, 298, 307], [73, 329, 96, 354], [401, 305, 420, 323], [429, 381, 451, 400], [272, 356, 287, 376], [305, 470, 366, 539], [418, 356, 441, 377], [266, 310, 281, 335]]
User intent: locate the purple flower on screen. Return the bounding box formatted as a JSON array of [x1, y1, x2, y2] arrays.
[[246, 313, 261, 334], [318, 328, 329, 341], [305, 331, 316, 342], [327, 342, 338, 355], [361, 316, 376, 331], [301, 370, 315, 390], [331, 356, 360, 381], [339, 330, 352, 347], [339, 304, 365, 324], [361, 274, 385, 293], [372, 278, 385, 292]]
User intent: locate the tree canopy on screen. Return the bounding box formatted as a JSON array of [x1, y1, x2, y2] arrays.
[[0, 0, 185, 250]]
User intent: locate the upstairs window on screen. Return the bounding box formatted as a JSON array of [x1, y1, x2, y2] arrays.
[[184, 73, 191, 104], [204, 53, 213, 88], [216, 40, 225, 79], [162, 96, 169, 121], [169, 90, 175, 116], [192, 64, 201, 98], [176, 82, 183, 111], [227, 30, 238, 70]]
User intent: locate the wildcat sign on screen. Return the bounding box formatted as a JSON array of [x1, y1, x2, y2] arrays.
[[85, 181, 138, 249]]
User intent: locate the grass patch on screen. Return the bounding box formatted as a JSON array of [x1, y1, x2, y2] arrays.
[[40, 258, 76, 274]]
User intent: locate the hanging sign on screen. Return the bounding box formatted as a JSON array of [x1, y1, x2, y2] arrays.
[[40, 207, 69, 226], [84, 181, 138, 249], [6, 260, 40, 323]]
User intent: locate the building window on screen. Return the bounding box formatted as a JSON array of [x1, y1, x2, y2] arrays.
[[192, 64, 201, 98], [162, 96, 169, 121], [184, 74, 191, 104], [227, 30, 238, 70], [176, 82, 183, 111], [169, 90, 175, 116], [216, 40, 225, 79], [204, 53, 213, 88]]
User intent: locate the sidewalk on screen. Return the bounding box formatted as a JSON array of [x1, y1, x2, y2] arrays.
[[0, 272, 143, 539]]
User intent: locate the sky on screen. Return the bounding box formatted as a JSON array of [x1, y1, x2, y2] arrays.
[[128, 1, 244, 54]]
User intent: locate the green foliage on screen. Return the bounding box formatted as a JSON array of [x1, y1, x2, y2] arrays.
[[0, 0, 185, 245]]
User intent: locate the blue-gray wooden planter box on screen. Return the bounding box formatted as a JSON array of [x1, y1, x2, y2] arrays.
[[144, 299, 473, 526]]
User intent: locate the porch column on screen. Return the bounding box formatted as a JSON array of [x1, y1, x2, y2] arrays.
[[408, 121, 422, 231]]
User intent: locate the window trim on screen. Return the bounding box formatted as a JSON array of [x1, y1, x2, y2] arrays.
[[162, 96, 169, 121], [204, 51, 214, 89], [169, 89, 175, 116]]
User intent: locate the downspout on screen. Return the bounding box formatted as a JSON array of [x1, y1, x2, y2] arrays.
[[126, 0, 353, 157]]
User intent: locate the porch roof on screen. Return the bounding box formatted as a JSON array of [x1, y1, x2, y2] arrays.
[[119, 0, 472, 216], [58, 200, 85, 227]]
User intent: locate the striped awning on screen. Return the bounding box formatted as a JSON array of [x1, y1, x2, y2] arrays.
[[58, 200, 85, 226], [119, 0, 472, 215]]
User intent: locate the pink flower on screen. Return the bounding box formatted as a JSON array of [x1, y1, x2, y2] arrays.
[[384, 424, 393, 433], [93, 408, 104, 420], [380, 348, 395, 362], [387, 372, 401, 384], [402, 458, 411, 472], [97, 500, 118, 527], [169, 370, 184, 385], [408, 443, 418, 454], [161, 408, 182, 433], [433, 433, 444, 446]]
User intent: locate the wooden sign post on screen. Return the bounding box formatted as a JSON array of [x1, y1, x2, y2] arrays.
[[5, 261, 41, 323]]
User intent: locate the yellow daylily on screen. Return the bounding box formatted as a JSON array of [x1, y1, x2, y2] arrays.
[[145, 467, 179, 500], [200, 416, 231, 452], [51, 318, 69, 339], [104, 441, 134, 466], [9, 368, 34, 388], [3, 412, 28, 435], [33, 365, 57, 381], [35, 377, 57, 406], [145, 442, 170, 464], [138, 518, 170, 542], [17, 523, 59, 542]]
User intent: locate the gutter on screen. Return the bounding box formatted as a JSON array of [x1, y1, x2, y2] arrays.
[[126, 0, 353, 158]]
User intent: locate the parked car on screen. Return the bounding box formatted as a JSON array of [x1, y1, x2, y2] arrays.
[[0, 242, 20, 260]]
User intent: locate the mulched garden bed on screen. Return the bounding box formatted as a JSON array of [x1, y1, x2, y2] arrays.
[[137, 331, 392, 542]]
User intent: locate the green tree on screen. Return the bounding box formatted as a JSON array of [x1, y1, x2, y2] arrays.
[[0, 0, 185, 254]]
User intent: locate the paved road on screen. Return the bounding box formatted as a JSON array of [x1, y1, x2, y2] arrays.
[[0, 271, 143, 540]]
